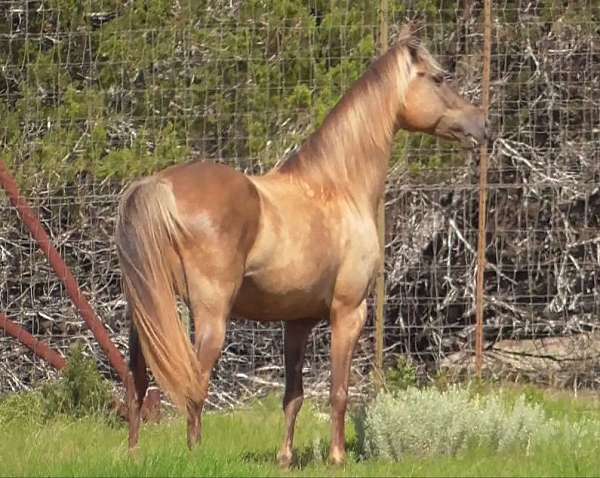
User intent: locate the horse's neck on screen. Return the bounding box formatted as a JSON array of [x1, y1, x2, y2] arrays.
[[341, 142, 392, 214], [290, 104, 399, 211], [275, 48, 408, 209]]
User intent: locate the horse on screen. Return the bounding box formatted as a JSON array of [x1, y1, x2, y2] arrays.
[[116, 24, 487, 467]]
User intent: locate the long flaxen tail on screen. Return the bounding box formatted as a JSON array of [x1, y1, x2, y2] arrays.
[[116, 176, 202, 412]]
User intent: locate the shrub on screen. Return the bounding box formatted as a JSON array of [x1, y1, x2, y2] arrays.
[[41, 344, 114, 420], [354, 386, 566, 461], [0, 344, 115, 425], [384, 356, 418, 392]]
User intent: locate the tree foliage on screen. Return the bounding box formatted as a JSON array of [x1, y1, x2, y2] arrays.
[[3, 1, 596, 188], [1, 0, 383, 186]]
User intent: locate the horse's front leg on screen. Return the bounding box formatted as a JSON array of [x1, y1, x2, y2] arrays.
[[328, 299, 367, 465]]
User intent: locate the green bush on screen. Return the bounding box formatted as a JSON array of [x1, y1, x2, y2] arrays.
[[0, 344, 114, 424], [41, 344, 114, 419], [0, 345, 114, 426], [384, 355, 418, 392], [353, 386, 597, 461]]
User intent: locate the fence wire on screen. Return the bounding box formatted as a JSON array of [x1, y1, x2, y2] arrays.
[[1, 1, 599, 405]]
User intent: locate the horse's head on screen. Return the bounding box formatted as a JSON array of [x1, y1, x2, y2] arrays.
[[395, 24, 488, 148]]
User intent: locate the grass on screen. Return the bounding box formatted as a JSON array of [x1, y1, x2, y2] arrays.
[[1, 387, 600, 477]]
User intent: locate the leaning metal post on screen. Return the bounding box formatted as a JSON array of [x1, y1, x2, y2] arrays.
[[0, 159, 129, 383], [0, 313, 67, 370]]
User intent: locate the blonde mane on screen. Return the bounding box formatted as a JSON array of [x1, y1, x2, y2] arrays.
[[275, 33, 443, 203]]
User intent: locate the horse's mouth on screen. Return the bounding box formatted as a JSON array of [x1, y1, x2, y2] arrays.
[[441, 125, 488, 149], [436, 115, 488, 149], [460, 133, 482, 149]]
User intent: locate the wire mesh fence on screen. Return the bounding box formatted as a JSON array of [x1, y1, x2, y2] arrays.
[[1, 1, 599, 405]]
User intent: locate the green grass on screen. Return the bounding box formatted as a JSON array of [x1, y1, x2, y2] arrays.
[[1, 387, 600, 477], [500, 384, 600, 422]]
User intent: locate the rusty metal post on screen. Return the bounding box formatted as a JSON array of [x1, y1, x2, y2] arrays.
[[475, 0, 493, 377], [0, 160, 129, 383], [0, 313, 67, 370], [374, 0, 388, 390]]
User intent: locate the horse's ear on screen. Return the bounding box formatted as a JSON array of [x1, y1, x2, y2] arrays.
[[398, 23, 413, 40], [398, 22, 421, 49]]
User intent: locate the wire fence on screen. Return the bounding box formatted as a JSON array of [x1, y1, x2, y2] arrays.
[[1, 1, 599, 405]]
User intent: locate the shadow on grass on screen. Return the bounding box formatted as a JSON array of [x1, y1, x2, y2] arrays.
[[240, 449, 277, 465], [240, 437, 362, 470]]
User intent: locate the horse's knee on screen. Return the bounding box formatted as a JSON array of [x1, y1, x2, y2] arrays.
[[330, 388, 348, 411], [283, 392, 304, 413]]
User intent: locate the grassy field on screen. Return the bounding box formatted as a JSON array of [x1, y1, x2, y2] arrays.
[[1, 387, 600, 477]]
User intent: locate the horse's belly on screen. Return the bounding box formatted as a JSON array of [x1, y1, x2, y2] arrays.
[[232, 271, 333, 321]]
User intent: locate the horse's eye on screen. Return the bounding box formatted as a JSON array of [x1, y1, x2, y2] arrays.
[[433, 74, 444, 84]]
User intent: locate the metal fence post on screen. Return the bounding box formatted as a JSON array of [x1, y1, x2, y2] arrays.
[[374, 0, 388, 390], [475, 0, 493, 378]]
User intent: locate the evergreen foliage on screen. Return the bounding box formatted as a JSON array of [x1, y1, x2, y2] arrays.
[[2, 1, 596, 189]]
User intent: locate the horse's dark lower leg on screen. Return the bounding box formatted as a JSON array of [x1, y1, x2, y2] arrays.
[[128, 322, 149, 451], [278, 319, 319, 468], [328, 300, 367, 465]]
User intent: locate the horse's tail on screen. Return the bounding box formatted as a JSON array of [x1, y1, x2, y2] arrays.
[[116, 177, 201, 412]]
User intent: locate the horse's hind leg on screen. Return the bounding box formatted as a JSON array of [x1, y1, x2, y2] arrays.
[[186, 304, 229, 450], [185, 272, 238, 450], [128, 319, 149, 451], [278, 319, 319, 468]]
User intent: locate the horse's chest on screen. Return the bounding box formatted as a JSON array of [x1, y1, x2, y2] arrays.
[[333, 215, 381, 299]]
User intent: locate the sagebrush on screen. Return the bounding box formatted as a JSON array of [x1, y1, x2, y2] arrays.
[[354, 386, 600, 461]]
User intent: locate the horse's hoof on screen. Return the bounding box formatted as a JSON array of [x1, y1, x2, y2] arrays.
[[328, 452, 346, 466], [128, 433, 140, 453], [187, 437, 199, 451], [128, 444, 140, 461], [277, 452, 293, 469], [187, 432, 201, 451], [187, 424, 201, 450]]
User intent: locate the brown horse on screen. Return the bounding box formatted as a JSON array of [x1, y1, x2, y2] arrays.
[[116, 25, 486, 466]]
